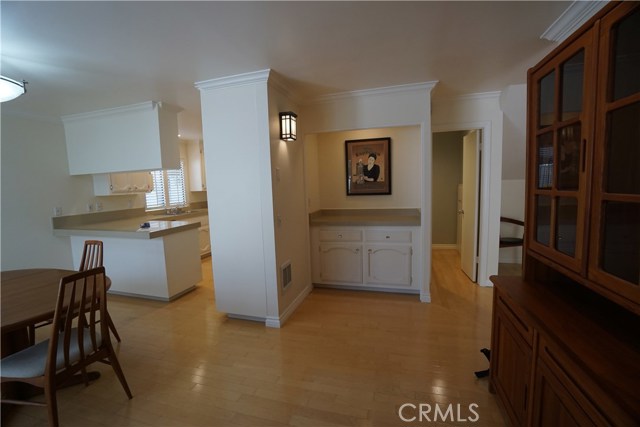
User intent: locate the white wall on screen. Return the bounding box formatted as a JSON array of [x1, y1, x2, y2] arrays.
[[432, 93, 504, 286], [500, 84, 527, 180], [432, 131, 464, 245], [267, 79, 311, 326], [500, 179, 526, 263], [1, 114, 81, 269], [499, 84, 527, 264], [309, 126, 421, 210]]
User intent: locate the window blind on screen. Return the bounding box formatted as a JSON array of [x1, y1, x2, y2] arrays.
[[145, 159, 187, 210], [166, 160, 187, 207]]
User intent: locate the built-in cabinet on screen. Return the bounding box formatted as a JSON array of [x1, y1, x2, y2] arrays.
[[93, 171, 153, 196], [491, 3, 640, 426], [311, 226, 419, 292], [187, 140, 207, 192], [62, 101, 180, 175]]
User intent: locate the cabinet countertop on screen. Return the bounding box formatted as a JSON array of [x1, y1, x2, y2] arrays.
[[309, 209, 420, 227], [52, 209, 207, 240]]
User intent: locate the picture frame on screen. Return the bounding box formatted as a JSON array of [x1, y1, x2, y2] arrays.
[[345, 137, 391, 196]]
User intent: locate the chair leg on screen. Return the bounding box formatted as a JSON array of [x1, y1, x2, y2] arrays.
[[44, 380, 59, 427], [106, 346, 133, 399], [107, 314, 121, 342]]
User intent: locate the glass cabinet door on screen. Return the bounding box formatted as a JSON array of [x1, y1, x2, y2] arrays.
[[528, 30, 595, 274], [589, 3, 640, 305]]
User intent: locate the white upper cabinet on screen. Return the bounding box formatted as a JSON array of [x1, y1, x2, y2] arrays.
[[93, 171, 153, 196], [62, 101, 181, 175]]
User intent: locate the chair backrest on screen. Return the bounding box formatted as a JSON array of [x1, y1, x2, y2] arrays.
[[46, 267, 110, 377], [499, 216, 525, 248], [80, 240, 103, 271]]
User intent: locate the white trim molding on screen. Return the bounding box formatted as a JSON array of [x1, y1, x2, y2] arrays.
[[541, 1, 607, 43], [307, 81, 439, 105], [265, 284, 313, 328], [195, 69, 271, 92]]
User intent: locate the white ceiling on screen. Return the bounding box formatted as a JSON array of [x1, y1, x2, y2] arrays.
[[1, 1, 571, 138]]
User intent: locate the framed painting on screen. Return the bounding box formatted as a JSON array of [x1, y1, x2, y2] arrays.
[[345, 137, 391, 196]]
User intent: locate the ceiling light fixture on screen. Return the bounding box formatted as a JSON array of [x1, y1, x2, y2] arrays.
[[0, 76, 27, 103], [279, 111, 297, 141]]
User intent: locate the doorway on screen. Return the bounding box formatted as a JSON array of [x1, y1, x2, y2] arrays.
[[432, 129, 482, 283]]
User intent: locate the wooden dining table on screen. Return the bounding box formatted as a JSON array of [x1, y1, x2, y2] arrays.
[[3, 269, 73, 337], [1, 268, 112, 352]]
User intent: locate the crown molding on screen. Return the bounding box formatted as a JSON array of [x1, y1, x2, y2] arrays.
[[306, 81, 439, 105], [540, 0, 607, 43], [195, 69, 271, 92], [433, 91, 501, 104], [61, 101, 167, 123]]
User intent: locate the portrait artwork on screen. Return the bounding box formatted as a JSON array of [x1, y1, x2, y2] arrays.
[[345, 137, 391, 195]]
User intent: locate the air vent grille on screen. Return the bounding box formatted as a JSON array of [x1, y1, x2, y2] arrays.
[[281, 261, 292, 290]]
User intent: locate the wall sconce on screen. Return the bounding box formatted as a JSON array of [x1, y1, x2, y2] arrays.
[[0, 76, 27, 103], [279, 111, 297, 141]]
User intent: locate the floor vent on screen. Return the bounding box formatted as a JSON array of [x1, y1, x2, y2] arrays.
[[281, 261, 292, 291]]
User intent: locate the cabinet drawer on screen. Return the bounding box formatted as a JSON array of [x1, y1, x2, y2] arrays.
[[319, 229, 362, 242], [496, 293, 533, 346], [365, 230, 412, 243]]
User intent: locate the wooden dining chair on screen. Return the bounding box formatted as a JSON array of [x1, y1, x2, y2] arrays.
[[79, 240, 121, 343], [1, 267, 133, 427], [28, 240, 121, 344], [79, 240, 103, 271]]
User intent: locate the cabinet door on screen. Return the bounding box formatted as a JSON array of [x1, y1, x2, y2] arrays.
[[365, 245, 412, 286], [531, 361, 596, 427], [109, 173, 132, 193], [127, 172, 153, 192], [527, 28, 597, 274], [589, 2, 640, 309], [491, 308, 532, 426], [318, 244, 362, 284]]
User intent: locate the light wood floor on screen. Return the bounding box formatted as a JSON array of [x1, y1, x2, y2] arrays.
[[5, 249, 510, 426]]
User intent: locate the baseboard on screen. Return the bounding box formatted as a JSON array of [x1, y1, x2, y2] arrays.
[[265, 284, 313, 328], [313, 283, 419, 295], [420, 291, 431, 302], [431, 244, 458, 250]]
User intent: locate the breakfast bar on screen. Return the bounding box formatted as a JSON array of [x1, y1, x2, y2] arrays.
[[52, 209, 204, 301]]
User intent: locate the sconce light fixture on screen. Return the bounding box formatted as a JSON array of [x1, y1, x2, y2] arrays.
[[279, 111, 297, 141], [0, 76, 27, 103]]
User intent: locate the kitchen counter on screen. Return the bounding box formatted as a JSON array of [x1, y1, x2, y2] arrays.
[[53, 208, 207, 301], [309, 209, 420, 226], [52, 208, 206, 239]]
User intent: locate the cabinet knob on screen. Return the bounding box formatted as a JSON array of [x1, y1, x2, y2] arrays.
[[338, 234, 343, 238], [386, 235, 390, 239]]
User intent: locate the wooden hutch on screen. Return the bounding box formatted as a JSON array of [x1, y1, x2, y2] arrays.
[[490, 2, 640, 426]]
